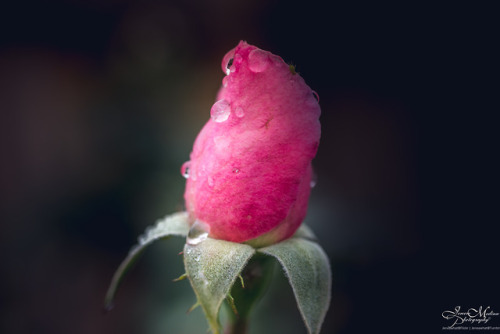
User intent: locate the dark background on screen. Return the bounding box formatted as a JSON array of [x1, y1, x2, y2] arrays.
[[0, 1, 497, 333]]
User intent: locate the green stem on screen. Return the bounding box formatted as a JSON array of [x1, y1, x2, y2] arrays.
[[225, 317, 248, 334]]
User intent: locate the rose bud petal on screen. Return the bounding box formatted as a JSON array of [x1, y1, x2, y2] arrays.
[[183, 41, 320, 246]]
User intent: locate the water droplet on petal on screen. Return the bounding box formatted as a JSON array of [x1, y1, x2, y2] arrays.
[[235, 106, 245, 118], [222, 76, 229, 88], [232, 168, 240, 174], [187, 220, 210, 245], [310, 172, 318, 188], [227, 54, 242, 75], [211, 99, 231, 122], [248, 49, 270, 73], [312, 91, 320, 102], [181, 161, 191, 179], [221, 49, 235, 74]]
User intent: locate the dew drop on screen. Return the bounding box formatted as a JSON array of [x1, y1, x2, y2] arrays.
[[312, 91, 320, 103], [181, 161, 191, 179], [225, 56, 238, 75], [223, 53, 243, 75], [138, 235, 147, 245], [232, 167, 240, 174], [187, 220, 210, 245], [211, 99, 231, 122], [235, 106, 245, 118], [310, 172, 318, 188], [222, 76, 229, 88], [248, 49, 270, 73], [221, 49, 235, 75]]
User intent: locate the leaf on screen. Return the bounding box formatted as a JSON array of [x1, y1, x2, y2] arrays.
[[184, 238, 255, 334], [259, 238, 331, 334], [104, 211, 190, 310]]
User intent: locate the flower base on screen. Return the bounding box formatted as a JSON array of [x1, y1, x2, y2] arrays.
[[105, 212, 331, 334]]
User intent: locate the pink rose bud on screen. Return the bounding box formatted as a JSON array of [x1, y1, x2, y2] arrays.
[[183, 41, 320, 246]]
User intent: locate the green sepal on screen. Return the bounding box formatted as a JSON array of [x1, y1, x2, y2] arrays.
[[104, 211, 190, 310], [184, 238, 255, 334], [259, 237, 331, 334]]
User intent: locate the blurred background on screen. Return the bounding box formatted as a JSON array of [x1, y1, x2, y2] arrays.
[[0, 1, 497, 333]]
